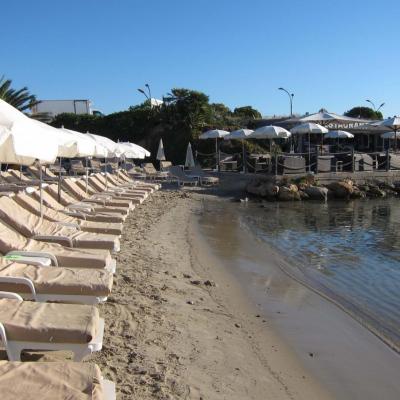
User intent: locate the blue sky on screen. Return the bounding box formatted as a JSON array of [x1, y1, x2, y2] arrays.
[[2, 0, 399, 117]]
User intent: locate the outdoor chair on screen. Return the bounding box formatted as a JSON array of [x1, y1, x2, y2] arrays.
[[187, 166, 219, 186], [0, 362, 115, 400], [169, 166, 198, 186], [0, 293, 104, 361], [0, 196, 120, 252], [0, 218, 116, 273], [0, 258, 113, 304], [70, 159, 87, 175]]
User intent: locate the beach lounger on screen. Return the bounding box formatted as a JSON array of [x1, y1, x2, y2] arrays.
[[188, 166, 219, 186], [0, 362, 116, 400], [1, 171, 40, 186], [0, 258, 113, 304], [117, 169, 161, 190], [70, 159, 87, 175], [42, 184, 129, 219], [80, 175, 147, 204], [143, 163, 169, 181], [0, 196, 120, 252], [0, 293, 104, 361], [14, 191, 123, 235], [0, 219, 116, 272], [26, 165, 58, 181], [169, 166, 198, 186], [62, 178, 133, 210], [103, 172, 155, 194]]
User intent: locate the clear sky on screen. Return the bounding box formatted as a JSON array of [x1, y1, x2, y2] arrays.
[[2, 0, 399, 117]]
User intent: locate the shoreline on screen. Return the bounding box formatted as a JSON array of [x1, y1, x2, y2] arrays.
[[92, 188, 333, 399], [89, 186, 400, 399]]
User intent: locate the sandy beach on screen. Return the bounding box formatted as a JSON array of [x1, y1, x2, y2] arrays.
[[90, 188, 333, 400]]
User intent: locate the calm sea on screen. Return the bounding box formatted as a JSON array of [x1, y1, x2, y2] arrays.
[[200, 197, 400, 351]]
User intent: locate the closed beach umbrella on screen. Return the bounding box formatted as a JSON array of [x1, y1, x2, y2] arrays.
[[185, 142, 195, 168], [156, 138, 166, 161], [224, 129, 254, 172], [291, 123, 328, 170], [199, 129, 230, 170]]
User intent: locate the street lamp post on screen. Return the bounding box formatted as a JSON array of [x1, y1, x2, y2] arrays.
[[137, 88, 149, 100], [278, 87, 294, 117], [366, 99, 385, 112]]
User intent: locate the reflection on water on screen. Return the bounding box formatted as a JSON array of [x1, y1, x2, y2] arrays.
[[200, 198, 400, 350]]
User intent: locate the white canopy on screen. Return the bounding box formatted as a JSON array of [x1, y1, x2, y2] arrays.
[[371, 116, 400, 130], [290, 123, 328, 135], [324, 130, 354, 139], [0, 99, 59, 165], [86, 133, 120, 158], [57, 127, 100, 158], [199, 129, 230, 139], [156, 138, 166, 161], [249, 125, 291, 139], [185, 142, 195, 168], [117, 142, 150, 159], [224, 129, 254, 140], [299, 111, 370, 124], [381, 131, 400, 140]]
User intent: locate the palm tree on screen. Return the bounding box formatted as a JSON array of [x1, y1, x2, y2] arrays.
[[0, 75, 36, 111]]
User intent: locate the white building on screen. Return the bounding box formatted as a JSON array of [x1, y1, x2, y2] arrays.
[[31, 99, 94, 118]]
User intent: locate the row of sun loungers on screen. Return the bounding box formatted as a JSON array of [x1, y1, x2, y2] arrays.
[[0, 168, 160, 399]]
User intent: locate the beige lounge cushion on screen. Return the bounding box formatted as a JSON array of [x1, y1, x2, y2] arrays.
[[14, 193, 123, 234], [0, 362, 104, 400], [0, 298, 99, 343], [0, 197, 119, 251], [0, 261, 113, 296], [0, 219, 113, 269]]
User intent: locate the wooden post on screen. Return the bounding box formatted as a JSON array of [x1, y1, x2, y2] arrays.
[[351, 149, 355, 173], [386, 149, 390, 171]]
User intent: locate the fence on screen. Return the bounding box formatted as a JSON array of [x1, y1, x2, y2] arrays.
[[196, 148, 400, 176]]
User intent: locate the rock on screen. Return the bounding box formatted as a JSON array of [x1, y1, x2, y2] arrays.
[[234, 323, 241, 328], [246, 179, 279, 199], [327, 181, 354, 199], [304, 185, 328, 201], [278, 186, 301, 201], [187, 300, 194, 305], [190, 280, 202, 285], [204, 280, 216, 287], [183, 273, 191, 278], [367, 186, 386, 197]]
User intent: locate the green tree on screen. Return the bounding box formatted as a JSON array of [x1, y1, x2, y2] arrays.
[[344, 106, 383, 120], [0, 75, 36, 111], [233, 106, 262, 119]]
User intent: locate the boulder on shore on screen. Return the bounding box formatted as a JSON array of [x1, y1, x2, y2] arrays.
[[327, 181, 354, 199], [278, 186, 301, 201], [304, 185, 328, 201]]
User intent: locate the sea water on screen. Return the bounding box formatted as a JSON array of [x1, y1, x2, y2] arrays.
[[199, 197, 400, 351]]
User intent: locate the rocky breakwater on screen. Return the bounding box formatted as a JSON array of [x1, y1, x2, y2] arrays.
[[246, 175, 400, 202]]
